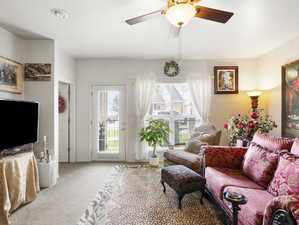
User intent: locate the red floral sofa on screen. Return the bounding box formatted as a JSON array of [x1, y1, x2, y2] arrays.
[[202, 133, 299, 225]]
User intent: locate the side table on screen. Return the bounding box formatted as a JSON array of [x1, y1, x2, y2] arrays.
[[224, 192, 247, 225], [37, 160, 57, 188]]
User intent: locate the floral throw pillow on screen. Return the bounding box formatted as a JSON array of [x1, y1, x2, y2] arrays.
[[268, 152, 299, 196], [291, 138, 299, 156], [242, 144, 279, 188], [252, 132, 294, 152]]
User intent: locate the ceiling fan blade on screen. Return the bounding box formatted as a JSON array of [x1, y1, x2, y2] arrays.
[[169, 25, 182, 39], [125, 10, 163, 25], [195, 6, 234, 24]]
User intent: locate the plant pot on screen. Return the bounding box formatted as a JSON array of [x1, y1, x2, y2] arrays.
[[149, 156, 160, 167], [236, 139, 249, 147]]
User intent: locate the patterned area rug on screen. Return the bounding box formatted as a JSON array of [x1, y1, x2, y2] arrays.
[[78, 165, 222, 225]]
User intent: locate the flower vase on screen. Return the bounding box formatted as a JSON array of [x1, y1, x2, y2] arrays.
[[236, 139, 249, 147], [236, 139, 243, 147]]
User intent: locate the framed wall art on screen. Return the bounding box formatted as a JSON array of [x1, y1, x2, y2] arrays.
[[282, 60, 299, 137], [214, 66, 239, 94], [24, 63, 51, 81], [0, 56, 23, 94]]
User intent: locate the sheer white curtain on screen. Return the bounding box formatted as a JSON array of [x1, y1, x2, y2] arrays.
[[135, 74, 156, 161], [187, 64, 212, 125]]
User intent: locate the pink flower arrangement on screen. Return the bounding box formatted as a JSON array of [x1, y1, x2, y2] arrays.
[[224, 110, 277, 144]]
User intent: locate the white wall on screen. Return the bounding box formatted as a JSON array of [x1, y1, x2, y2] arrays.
[[0, 27, 25, 100], [22, 40, 76, 167], [1, 25, 281, 165], [23, 40, 55, 155], [55, 44, 76, 163], [76, 58, 258, 162], [0, 26, 78, 183], [55, 46, 76, 84], [0, 27, 58, 159], [257, 35, 299, 136]]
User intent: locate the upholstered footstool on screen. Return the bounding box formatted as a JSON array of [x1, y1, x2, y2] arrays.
[[161, 165, 206, 209]]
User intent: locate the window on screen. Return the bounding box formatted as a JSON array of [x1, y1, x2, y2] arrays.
[[148, 83, 196, 146]]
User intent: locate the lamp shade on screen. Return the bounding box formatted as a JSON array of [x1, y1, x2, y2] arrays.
[[247, 91, 262, 97], [165, 4, 196, 27]]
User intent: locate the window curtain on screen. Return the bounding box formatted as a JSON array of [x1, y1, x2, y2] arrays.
[[187, 64, 212, 125], [135, 74, 156, 161]]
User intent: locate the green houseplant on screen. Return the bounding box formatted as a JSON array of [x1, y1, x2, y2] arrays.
[[140, 120, 170, 165]]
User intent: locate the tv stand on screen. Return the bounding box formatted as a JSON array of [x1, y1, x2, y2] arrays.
[[0, 146, 40, 225]]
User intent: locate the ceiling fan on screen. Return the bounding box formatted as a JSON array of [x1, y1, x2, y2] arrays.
[[125, 0, 234, 36]]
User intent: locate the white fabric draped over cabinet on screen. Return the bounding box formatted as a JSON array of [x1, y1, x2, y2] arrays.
[[135, 74, 156, 161], [187, 65, 212, 125]]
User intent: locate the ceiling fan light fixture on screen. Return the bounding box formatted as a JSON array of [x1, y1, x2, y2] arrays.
[[165, 3, 196, 27]]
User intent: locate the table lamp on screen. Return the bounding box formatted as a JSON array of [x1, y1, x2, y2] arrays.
[[247, 91, 262, 112]]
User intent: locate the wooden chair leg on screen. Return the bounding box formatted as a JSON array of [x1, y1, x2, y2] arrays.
[[200, 192, 205, 204], [178, 195, 184, 209], [200, 188, 205, 204], [161, 180, 166, 193]]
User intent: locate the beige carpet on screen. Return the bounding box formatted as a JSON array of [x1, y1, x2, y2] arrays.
[[10, 162, 118, 225], [79, 166, 222, 225]]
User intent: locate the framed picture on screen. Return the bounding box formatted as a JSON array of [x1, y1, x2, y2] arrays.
[[214, 66, 239, 94], [0, 56, 23, 94], [282, 60, 299, 137], [24, 63, 51, 81]]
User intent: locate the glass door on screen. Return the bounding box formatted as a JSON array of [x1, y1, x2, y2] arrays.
[[92, 85, 126, 161]]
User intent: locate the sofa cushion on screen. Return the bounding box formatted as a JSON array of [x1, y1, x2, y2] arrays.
[[164, 150, 201, 173], [204, 146, 247, 170], [268, 152, 299, 196], [291, 138, 299, 156], [206, 167, 264, 201], [242, 144, 279, 188], [252, 133, 294, 152], [185, 137, 207, 154], [223, 186, 274, 225]]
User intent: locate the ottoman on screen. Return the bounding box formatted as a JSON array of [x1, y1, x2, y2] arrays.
[[161, 165, 206, 209]]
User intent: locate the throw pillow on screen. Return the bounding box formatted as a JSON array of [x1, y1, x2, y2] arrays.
[[268, 152, 299, 196], [198, 133, 217, 145], [242, 144, 279, 188], [191, 132, 205, 139], [190, 132, 218, 145], [252, 132, 294, 152], [185, 137, 207, 154], [291, 138, 299, 156]]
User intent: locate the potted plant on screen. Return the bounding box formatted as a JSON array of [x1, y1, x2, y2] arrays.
[[140, 120, 171, 166], [224, 110, 277, 146]]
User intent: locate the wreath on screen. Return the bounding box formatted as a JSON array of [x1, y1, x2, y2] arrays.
[[59, 96, 67, 113], [164, 60, 180, 77]]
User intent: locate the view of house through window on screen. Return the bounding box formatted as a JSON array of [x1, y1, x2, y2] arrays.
[[98, 89, 120, 153], [148, 83, 196, 146]]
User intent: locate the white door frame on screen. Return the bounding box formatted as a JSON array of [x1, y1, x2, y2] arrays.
[[91, 84, 127, 161]]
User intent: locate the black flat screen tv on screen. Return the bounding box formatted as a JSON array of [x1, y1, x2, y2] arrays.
[[0, 100, 39, 151]]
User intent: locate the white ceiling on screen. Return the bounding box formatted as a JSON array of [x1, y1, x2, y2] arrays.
[[1, 0, 299, 59]]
